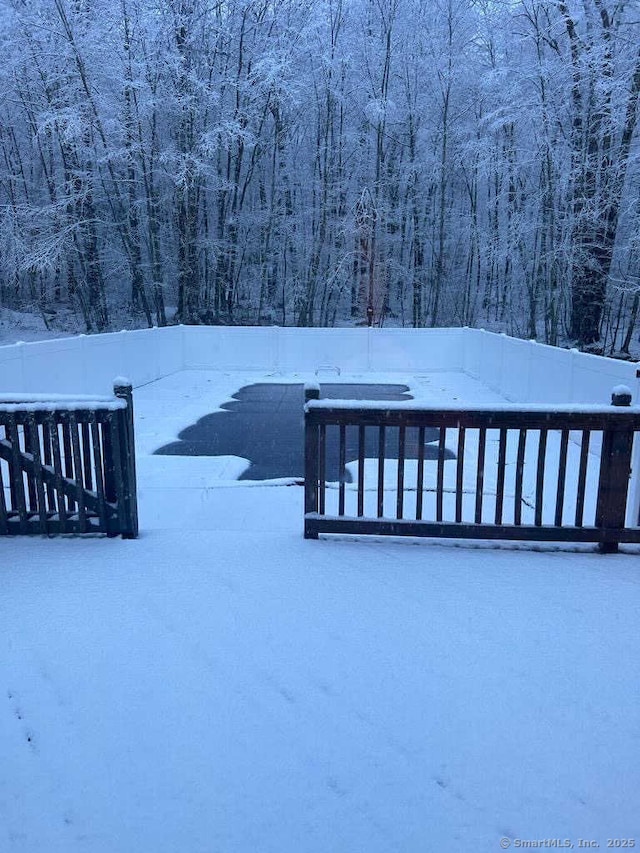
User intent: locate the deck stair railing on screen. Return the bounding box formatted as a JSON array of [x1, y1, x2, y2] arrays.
[[0, 380, 138, 538], [304, 385, 640, 552]]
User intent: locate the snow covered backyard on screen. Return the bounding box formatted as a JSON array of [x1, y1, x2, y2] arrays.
[[3, 359, 640, 852]]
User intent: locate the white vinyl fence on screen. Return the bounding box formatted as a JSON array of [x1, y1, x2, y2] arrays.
[[1, 326, 638, 405]]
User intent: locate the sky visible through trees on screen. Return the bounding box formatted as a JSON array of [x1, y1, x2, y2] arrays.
[[0, 0, 639, 353]]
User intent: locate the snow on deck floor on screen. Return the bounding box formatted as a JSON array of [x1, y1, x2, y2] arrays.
[[134, 369, 508, 531], [2, 369, 640, 853]]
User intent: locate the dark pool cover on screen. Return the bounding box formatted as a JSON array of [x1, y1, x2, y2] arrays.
[[155, 383, 451, 480]]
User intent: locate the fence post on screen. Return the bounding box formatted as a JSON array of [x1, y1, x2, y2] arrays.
[[628, 369, 640, 528], [113, 379, 139, 539], [596, 386, 633, 553], [304, 383, 320, 539]]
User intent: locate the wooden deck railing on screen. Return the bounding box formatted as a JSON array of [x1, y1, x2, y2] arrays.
[[0, 380, 138, 538], [304, 386, 640, 551]]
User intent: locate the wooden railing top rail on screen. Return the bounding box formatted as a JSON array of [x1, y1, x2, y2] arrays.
[[305, 402, 640, 431], [0, 395, 126, 413], [305, 400, 640, 415]]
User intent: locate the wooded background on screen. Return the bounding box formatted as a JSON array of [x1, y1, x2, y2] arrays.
[[1, 0, 639, 353]]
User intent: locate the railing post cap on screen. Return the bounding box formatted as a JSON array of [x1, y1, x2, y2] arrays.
[[611, 385, 632, 406], [304, 381, 320, 402], [113, 377, 133, 395]]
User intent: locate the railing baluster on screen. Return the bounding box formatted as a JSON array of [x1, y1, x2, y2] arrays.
[[61, 417, 76, 512], [475, 428, 486, 524], [377, 425, 386, 518], [318, 424, 326, 516], [23, 417, 38, 512], [89, 412, 108, 533], [41, 418, 55, 512], [48, 414, 68, 534], [5, 423, 17, 512], [101, 417, 115, 505], [338, 424, 346, 516], [535, 428, 548, 526], [495, 427, 507, 524], [555, 429, 570, 527], [62, 418, 74, 478], [81, 421, 93, 491], [0, 454, 8, 533], [69, 413, 87, 532], [455, 426, 465, 522], [357, 424, 365, 517], [416, 425, 425, 520], [436, 426, 446, 522], [575, 429, 591, 527], [8, 416, 28, 533], [396, 425, 406, 520], [106, 409, 130, 537], [27, 414, 47, 534], [514, 429, 527, 525]]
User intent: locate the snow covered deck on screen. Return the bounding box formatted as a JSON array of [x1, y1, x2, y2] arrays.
[[3, 368, 640, 852]]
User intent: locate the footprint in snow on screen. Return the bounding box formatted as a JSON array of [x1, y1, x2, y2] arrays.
[[327, 776, 347, 797], [7, 689, 38, 753]]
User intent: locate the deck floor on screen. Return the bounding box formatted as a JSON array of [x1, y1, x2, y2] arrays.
[[3, 369, 640, 853]]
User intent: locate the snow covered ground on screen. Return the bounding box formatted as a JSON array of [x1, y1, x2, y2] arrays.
[[2, 369, 640, 853], [0, 308, 77, 346]]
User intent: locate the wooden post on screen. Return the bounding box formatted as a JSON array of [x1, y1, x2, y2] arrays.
[[627, 369, 640, 528], [596, 387, 633, 553], [304, 384, 320, 539], [113, 380, 139, 539]]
